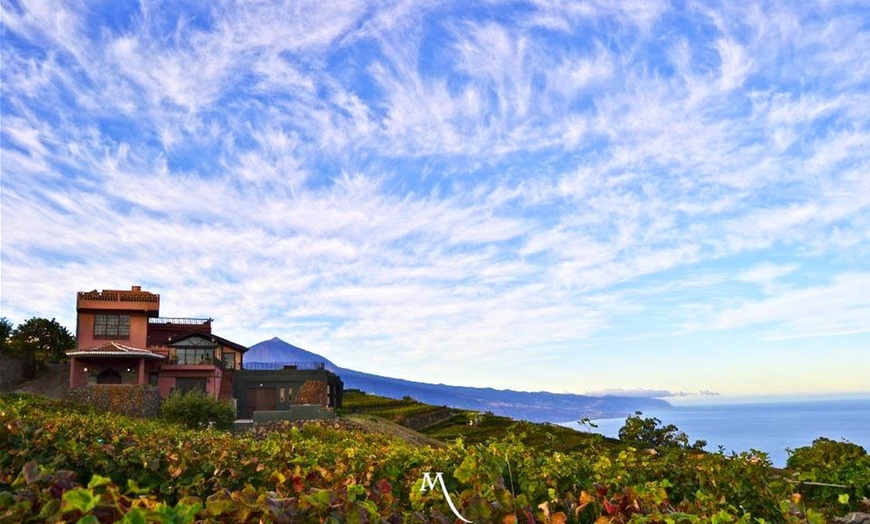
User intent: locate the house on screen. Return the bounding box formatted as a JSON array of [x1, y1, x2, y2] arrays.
[[67, 286, 343, 418], [68, 286, 244, 399]]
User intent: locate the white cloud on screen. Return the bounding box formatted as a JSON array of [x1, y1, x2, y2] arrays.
[[2, 0, 868, 393], [713, 273, 870, 336], [735, 263, 798, 292], [715, 38, 752, 92]]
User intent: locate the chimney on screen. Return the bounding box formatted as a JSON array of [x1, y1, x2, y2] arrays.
[[132, 285, 142, 292]]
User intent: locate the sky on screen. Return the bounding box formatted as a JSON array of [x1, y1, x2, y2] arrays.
[[1, 0, 868, 398]]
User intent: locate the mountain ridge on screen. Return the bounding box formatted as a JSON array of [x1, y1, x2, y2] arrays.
[[244, 337, 669, 422]]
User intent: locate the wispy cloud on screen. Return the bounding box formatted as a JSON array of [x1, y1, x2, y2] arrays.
[[2, 0, 868, 394], [713, 273, 870, 338]]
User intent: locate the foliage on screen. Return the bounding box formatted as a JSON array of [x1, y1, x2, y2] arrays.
[[7, 317, 75, 363], [619, 411, 707, 450], [0, 318, 12, 355], [0, 462, 201, 524], [159, 390, 235, 430], [786, 437, 870, 514], [2, 393, 861, 523]]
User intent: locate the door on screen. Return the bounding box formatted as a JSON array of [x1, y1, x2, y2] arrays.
[[245, 387, 276, 417]]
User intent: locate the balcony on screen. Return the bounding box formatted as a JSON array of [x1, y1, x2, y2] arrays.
[[149, 317, 212, 325], [163, 351, 238, 371], [77, 287, 160, 315], [243, 361, 326, 371], [78, 289, 160, 303]]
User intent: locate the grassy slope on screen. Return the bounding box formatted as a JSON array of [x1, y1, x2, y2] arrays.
[[343, 413, 446, 448], [340, 389, 625, 454]]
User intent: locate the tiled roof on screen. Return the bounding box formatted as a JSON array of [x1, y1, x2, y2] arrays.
[[66, 341, 166, 360]]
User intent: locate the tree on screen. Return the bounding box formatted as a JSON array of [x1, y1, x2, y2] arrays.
[[0, 317, 12, 355], [618, 411, 706, 450], [10, 317, 76, 364]]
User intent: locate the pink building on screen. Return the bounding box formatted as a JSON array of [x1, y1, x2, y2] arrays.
[[67, 286, 247, 400]]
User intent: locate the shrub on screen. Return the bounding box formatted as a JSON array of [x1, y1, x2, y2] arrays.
[[159, 390, 235, 430], [787, 437, 870, 513], [618, 410, 707, 450]]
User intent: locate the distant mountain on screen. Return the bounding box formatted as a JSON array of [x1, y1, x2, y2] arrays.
[[245, 337, 669, 423], [245, 338, 339, 369]]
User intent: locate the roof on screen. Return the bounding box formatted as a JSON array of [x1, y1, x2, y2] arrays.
[[165, 331, 248, 353], [66, 341, 166, 360]]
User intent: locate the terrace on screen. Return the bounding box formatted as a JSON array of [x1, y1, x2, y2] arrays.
[[76, 287, 161, 319], [243, 361, 326, 371], [149, 317, 212, 325], [78, 287, 160, 303]]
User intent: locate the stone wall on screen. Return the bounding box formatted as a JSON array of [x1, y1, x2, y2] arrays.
[[294, 380, 328, 405], [67, 384, 161, 418], [0, 355, 25, 390]]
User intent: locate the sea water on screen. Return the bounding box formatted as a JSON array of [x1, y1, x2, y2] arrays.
[[565, 397, 870, 467]]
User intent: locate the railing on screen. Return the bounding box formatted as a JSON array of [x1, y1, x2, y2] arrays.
[[78, 291, 159, 303], [149, 317, 212, 325], [243, 361, 326, 371], [166, 355, 219, 366]]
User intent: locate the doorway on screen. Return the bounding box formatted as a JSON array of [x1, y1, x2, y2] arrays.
[[245, 387, 276, 417], [96, 368, 122, 384]]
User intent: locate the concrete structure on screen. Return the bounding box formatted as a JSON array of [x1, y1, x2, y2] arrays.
[[232, 365, 343, 418]]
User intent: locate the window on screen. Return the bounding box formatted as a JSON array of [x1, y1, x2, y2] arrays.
[[94, 314, 131, 339], [222, 352, 236, 370], [170, 337, 217, 365], [174, 348, 214, 365]]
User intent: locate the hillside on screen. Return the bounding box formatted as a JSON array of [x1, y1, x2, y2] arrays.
[[340, 389, 622, 454], [245, 337, 669, 422]]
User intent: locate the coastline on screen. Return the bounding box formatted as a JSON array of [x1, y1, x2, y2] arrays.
[[561, 397, 870, 467]]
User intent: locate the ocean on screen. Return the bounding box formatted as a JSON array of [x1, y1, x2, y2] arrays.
[[563, 397, 870, 467]]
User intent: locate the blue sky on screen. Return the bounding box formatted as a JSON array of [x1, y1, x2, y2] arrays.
[[1, 0, 868, 397]]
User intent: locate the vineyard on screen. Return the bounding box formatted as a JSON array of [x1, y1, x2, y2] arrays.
[[1, 393, 867, 523], [341, 390, 618, 453]]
